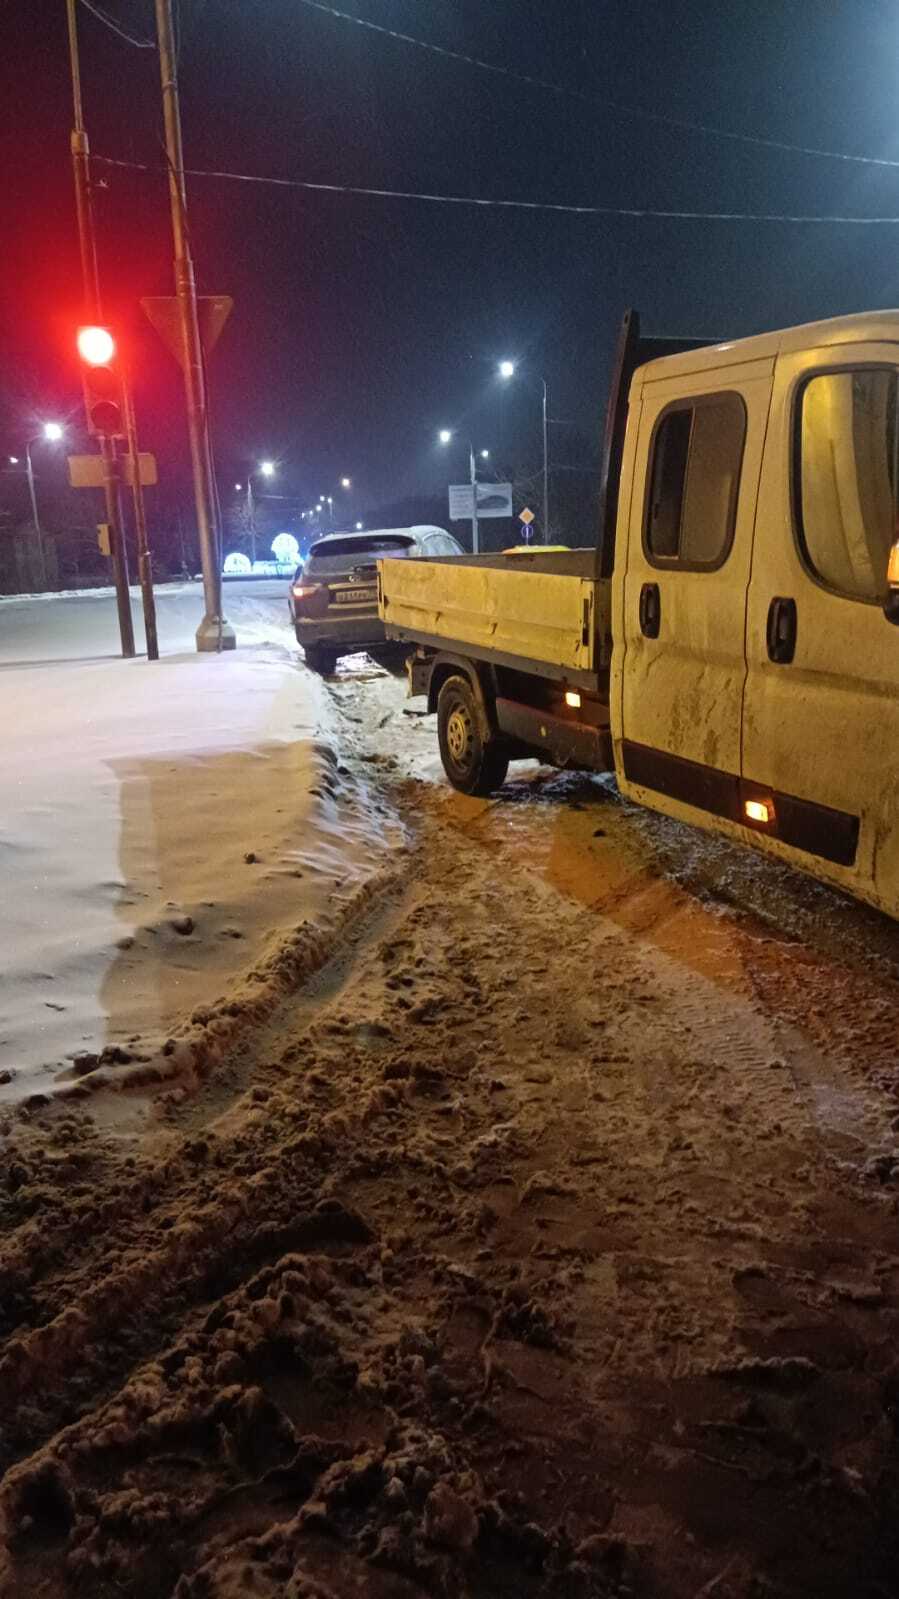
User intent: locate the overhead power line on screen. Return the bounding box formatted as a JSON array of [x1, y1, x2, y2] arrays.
[[78, 0, 155, 48], [293, 0, 899, 173], [94, 153, 899, 224]]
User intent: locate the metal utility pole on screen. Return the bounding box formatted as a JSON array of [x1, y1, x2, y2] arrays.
[[122, 370, 158, 660], [246, 477, 257, 567], [23, 442, 48, 589], [541, 380, 549, 543], [469, 443, 479, 554], [65, 0, 135, 657], [154, 0, 234, 650]]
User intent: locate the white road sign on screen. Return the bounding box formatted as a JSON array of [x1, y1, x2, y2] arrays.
[[448, 481, 513, 520]]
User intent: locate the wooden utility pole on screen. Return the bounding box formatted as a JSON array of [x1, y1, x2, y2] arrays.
[[64, 0, 135, 658], [154, 0, 235, 651]]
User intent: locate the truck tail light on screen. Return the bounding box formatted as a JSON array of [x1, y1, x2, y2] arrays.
[[888, 541, 899, 587]]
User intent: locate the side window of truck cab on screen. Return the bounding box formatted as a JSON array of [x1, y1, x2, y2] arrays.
[[645, 393, 746, 569], [796, 369, 897, 605]]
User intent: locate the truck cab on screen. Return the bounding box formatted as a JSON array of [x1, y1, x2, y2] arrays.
[[613, 311, 899, 921]]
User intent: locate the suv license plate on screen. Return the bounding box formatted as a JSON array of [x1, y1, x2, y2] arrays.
[[335, 587, 376, 604]]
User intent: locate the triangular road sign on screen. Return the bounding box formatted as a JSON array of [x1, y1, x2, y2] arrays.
[[141, 295, 233, 369]]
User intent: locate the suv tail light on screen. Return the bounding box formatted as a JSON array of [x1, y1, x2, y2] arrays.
[[291, 581, 328, 618]]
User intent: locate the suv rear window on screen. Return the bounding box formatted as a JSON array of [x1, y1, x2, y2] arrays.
[[309, 536, 413, 559]]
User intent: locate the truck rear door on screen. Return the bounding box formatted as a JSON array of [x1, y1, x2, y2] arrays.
[[741, 344, 899, 916], [617, 359, 772, 809]]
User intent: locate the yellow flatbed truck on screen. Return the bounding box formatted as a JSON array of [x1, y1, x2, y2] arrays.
[[378, 310, 899, 921]]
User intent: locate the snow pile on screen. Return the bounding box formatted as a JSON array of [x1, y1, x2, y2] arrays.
[[0, 584, 397, 1103]]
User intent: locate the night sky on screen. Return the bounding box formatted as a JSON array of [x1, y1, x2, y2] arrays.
[[5, 0, 899, 551]]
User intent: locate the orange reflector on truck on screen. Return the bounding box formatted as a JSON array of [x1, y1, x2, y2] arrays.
[[744, 798, 772, 824], [889, 541, 899, 587]]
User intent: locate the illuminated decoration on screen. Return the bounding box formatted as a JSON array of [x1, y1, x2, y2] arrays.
[[744, 798, 772, 825], [223, 551, 252, 575], [564, 690, 581, 709], [271, 532, 300, 566]]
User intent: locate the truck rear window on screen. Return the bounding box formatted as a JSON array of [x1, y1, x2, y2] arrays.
[[645, 393, 746, 569]]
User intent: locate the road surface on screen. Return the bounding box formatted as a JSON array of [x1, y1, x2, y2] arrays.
[[1, 586, 899, 1597]]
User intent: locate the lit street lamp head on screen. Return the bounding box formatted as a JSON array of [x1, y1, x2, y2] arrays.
[[480, 449, 489, 459], [43, 423, 64, 443], [234, 482, 243, 491], [340, 476, 351, 489], [9, 456, 19, 465], [259, 460, 275, 477], [438, 429, 452, 445], [499, 360, 515, 380]]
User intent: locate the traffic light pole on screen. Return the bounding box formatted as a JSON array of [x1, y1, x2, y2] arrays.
[[154, 0, 234, 651], [122, 369, 158, 661], [65, 0, 135, 659], [104, 445, 136, 658]]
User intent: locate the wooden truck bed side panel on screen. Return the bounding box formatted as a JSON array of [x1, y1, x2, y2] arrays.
[[378, 557, 611, 675]]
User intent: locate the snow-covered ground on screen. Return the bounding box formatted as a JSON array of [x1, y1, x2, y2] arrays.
[[0, 582, 394, 1103]]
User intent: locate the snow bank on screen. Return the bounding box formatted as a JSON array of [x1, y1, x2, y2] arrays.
[[0, 584, 396, 1103]]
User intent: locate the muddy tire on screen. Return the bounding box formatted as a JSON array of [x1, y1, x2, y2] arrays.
[[303, 644, 338, 676], [437, 675, 509, 796]]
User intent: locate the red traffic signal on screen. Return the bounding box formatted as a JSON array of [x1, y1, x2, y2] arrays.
[[77, 325, 115, 366], [76, 325, 123, 437]]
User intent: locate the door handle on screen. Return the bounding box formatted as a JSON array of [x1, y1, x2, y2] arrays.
[[639, 581, 661, 639], [766, 596, 797, 664]]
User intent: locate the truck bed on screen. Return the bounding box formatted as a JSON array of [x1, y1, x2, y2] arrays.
[[378, 547, 611, 685]]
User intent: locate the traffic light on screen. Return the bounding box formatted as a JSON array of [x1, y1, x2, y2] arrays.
[[77, 326, 123, 437]]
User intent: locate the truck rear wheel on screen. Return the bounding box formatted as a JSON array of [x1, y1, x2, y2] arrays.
[[437, 675, 509, 796]]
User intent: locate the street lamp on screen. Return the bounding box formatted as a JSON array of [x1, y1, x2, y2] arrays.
[[18, 423, 65, 589], [438, 429, 489, 554], [340, 476, 351, 489], [246, 461, 276, 567], [500, 360, 549, 542], [355, 521, 363, 530]]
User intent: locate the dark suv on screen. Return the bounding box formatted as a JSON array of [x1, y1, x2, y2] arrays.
[[289, 526, 463, 673]]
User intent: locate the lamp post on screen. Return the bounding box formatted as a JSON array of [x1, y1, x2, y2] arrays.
[[21, 422, 64, 590], [246, 459, 275, 568], [500, 362, 549, 543], [438, 430, 490, 554]]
